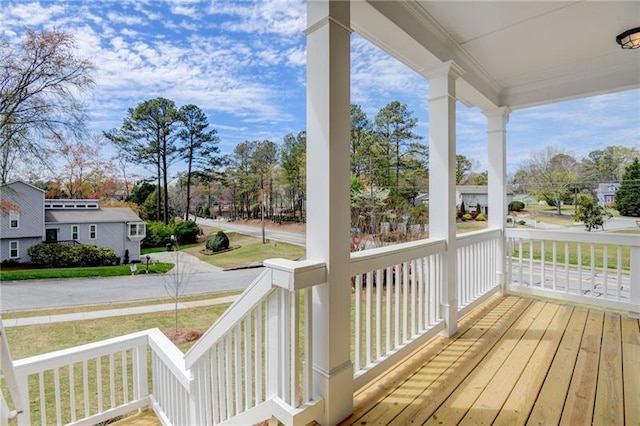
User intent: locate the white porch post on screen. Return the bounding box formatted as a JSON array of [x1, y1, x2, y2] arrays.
[[305, 1, 354, 425], [485, 107, 510, 295], [427, 61, 463, 337]]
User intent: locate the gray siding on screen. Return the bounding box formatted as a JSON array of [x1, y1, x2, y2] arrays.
[[1, 182, 45, 262], [0, 237, 43, 263], [45, 222, 140, 261]]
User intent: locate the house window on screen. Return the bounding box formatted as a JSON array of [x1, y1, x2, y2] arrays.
[[89, 224, 97, 239], [9, 212, 19, 229], [9, 241, 18, 258], [129, 223, 146, 237], [72, 225, 79, 240]]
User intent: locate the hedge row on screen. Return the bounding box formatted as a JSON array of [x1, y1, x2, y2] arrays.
[[28, 243, 117, 268], [143, 220, 200, 248]]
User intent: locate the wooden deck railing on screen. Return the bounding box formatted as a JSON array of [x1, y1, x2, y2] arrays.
[[505, 228, 640, 315], [456, 228, 503, 316], [350, 238, 447, 389]]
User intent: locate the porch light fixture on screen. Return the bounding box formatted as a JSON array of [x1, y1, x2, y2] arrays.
[[616, 27, 640, 49]]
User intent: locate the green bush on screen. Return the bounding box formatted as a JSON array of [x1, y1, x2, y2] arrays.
[[206, 231, 230, 252], [508, 200, 525, 212], [143, 221, 173, 248], [462, 213, 473, 221], [475, 213, 487, 221], [174, 220, 200, 244], [28, 243, 117, 267]]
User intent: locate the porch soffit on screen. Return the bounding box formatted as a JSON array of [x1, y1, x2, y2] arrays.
[[352, 0, 640, 111]]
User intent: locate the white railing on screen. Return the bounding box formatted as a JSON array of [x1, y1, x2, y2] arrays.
[[350, 238, 446, 389], [456, 228, 502, 315], [12, 331, 152, 426], [505, 229, 640, 314], [184, 259, 326, 426], [1, 322, 24, 426], [5, 260, 328, 426]]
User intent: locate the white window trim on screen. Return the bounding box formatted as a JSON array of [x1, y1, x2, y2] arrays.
[[9, 212, 19, 229], [72, 225, 79, 240], [128, 222, 146, 237], [9, 240, 19, 258], [89, 224, 97, 239]]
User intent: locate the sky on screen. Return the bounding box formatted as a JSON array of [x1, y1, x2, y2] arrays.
[[1, 0, 639, 179]]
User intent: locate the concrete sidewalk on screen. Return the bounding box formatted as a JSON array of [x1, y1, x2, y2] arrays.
[[2, 295, 238, 328]]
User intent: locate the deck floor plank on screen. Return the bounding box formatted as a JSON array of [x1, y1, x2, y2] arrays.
[[527, 307, 588, 426], [490, 304, 572, 426], [593, 312, 624, 425], [458, 302, 561, 425], [388, 297, 534, 425], [560, 310, 604, 426], [422, 301, 547, 425], [343, 296, 530, 425], [621, 316, 640, 425], [343, 296, 632, 426]]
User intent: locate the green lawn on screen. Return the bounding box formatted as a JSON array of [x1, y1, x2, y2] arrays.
[[141, 242, 199, 255], [0, 262, 174, 281], [192, 232, 305, 269]]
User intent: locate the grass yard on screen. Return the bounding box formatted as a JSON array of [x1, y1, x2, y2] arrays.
[[191, 231, 305, 269], [456, 220, 488, 234], [0, 262, 174, 281]]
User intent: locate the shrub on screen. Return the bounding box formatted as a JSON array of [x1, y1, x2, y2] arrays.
[[509, 200, 525, 212], [143, 221, 173, 248], [206, 230, 230, 252], [460, 201, 466, 214], [173, 220, 200, 244], [462, 213, 473, 221], [28, 243, 117, 267], [475, 213, 487, 221]]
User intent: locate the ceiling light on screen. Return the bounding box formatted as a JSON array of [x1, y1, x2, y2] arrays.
[[616, 27, 640, 49]]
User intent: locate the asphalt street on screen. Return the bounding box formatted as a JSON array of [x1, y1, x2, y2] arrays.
[[0, 268, 262, 312], [193, 216, 306, 246]]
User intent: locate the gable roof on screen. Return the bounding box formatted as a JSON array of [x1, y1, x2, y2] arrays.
[[45, 207, 143, 224], [0, 180, 45, 193]]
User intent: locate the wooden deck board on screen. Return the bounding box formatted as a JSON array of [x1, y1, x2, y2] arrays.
[[342, 296, 638, 426], [622, 316, 640, 425], [594, 312, 623, 425], [560, 310, 604, 425]]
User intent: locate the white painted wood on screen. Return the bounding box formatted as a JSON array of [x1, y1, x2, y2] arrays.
[[306, 1, 354, 422], [505, 228, 639, 314], [427, 61, 464, 337]]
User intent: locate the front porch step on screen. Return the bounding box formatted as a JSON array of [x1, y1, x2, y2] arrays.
[[109, 410, 160, 426]]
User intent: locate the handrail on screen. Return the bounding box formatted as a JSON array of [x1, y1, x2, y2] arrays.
[[350, 237, 446, 276]]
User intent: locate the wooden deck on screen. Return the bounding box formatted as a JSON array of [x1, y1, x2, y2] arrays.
[[341, 295, 640, 426], [110, 410, 161, 426]]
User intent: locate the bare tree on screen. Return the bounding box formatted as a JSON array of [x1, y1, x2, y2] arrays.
[[0, 29, 95, 180], [162, 236, 193, 332]]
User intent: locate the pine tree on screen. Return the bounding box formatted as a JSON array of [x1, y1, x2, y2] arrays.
[[615, 158, 640, 217]]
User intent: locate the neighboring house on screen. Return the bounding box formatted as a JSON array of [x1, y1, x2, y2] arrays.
[[597, 183, 619, 206], [511, 193, 538, 207], [1, 181, 145, 264], [456, 185, 514, 215], [0, 181, 46, 264]]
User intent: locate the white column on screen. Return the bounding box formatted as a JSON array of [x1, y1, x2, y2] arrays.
[[305, 1, 353, 424], [426, 61, 464, 337], [485, 107, 510, 294]]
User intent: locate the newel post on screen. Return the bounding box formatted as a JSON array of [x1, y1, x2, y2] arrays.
[[305, 0, 354, 424], [485, 106, 510, 295], [426, 61, 464, 337]]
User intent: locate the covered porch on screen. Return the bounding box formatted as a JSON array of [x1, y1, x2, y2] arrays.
[[2, 1, 640, 425]]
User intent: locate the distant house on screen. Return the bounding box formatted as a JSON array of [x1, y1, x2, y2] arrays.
[[512, 193, 538, 206], [1, 181, 145, 264], [456, 185, 514, 215], [597, 183, 619, 206]]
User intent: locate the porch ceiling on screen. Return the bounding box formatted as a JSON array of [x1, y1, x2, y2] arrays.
[[351, 1, 640, 110]]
